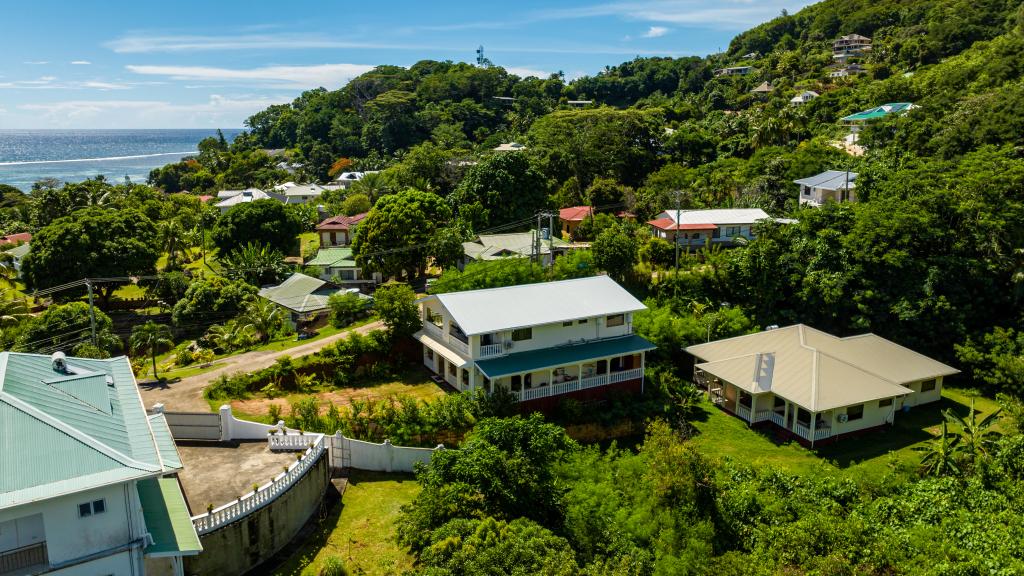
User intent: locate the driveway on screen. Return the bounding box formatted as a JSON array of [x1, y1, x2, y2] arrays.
[[139, 321, 384, 412]]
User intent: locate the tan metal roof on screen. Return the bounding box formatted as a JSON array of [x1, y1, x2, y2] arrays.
[[686, 325, 958, 412]]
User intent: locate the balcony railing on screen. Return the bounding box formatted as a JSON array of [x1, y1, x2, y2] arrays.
[[510, 368, 643, 402], [422, 321, 443, 340], [448, 336, 469, 356], [0, 542, 48, 575], [479, 343, 504, 358]]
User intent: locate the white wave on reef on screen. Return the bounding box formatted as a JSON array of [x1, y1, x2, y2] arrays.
[[0, 151, 195, 166]]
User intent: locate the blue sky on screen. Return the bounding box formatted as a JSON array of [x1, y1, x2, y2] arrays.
[[0, 0, 816, 129]]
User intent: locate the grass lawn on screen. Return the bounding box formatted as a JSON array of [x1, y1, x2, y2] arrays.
[[298, 231, 319, 259], [688, 387, 1004, 482], [270, 471, 419, 576]]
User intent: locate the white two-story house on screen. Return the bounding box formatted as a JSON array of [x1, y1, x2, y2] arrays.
[[647, 208, 773, 247], [0, 352, 201, 576], [415, 276, 656, 408]]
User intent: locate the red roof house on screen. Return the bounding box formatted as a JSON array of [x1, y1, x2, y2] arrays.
[[316, 213, 368, 247]]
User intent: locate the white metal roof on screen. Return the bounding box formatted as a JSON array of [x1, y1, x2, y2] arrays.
[[659, 208, 771, 226], [686, 324, 959, 411], [423, 275, 646, 336], [793, 170, 858, 191]]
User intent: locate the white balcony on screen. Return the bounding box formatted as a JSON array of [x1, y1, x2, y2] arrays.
[[509, 367, 643, 403], [479, 343, 504, 358], [0, 542, 48, 576], [448, 336, 469, 356]]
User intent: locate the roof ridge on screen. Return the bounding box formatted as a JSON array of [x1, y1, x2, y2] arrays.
[[436, 274, 611, 299], [0, 391, 160, 474]]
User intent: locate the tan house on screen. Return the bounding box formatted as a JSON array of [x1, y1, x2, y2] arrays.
[[687, 324, 958, 446], [316, 213, 367, 247]]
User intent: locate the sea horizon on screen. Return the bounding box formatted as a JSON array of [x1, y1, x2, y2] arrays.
[[0, 128, 246, 191]]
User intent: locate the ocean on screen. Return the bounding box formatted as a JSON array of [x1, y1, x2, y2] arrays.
[[0, 129, 245, 191]]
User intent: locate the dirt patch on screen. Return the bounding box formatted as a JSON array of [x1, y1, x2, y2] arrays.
[[230, 382, 447, 417]]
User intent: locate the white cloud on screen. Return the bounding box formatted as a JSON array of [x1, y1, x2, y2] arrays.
[[23, 61, 49, 65], [125, 63, 376, 89], [643, 26, 670, 37], [80, 81, 131, 90], [107, 33, 427, 53], [15, 94, 292, 128], [505, 66, 550, 78], [71, 60, 92, 65], [535, 1, 817, 29]]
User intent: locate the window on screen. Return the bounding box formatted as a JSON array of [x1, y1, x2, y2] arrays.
[[606, 314, 624, 327], [803, 187, 811, 196], [725, 226, 740, 237], [562, 321, 573, 327], [878, 398, 893, 408], [691, 233, 701, 239], [448, 361, 456, 376], [846, 404, 864, 421], [79, 499, 105, 518], [425, 347, 433, 361], [921, 379, 937, 392], [461, 370, 469, 388], [577, 318, 588, 325], [512, 327, 532, 341]]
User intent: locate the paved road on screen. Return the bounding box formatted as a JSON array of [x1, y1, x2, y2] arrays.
[[139, 321, 384, 412]]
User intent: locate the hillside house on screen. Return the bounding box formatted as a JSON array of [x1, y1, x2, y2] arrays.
[[493, 142, 527, 152], [713, 66, 752, 77], [462, 231, 569, 268], [558, 206, 594, 238], [794, 170, 858, 206], [332, 171, 378, 189], [214, 188, 285, 213], [790, 90, 819, 106], [751, 81, 774, 94], [258, 273, 352, 330], [830, 63, 867, 78], [840, 102, 918, 133], [833, 33, 872, 63], [416, 276, 655, 410], [305, 247, 380, 285], [0, 351, 201, 575], [647, 208, 772, 247], [3, 242, 29, 277], [316, 213, 367, 247], [278, 183, 325, 205], [687, 325, 958, 446]]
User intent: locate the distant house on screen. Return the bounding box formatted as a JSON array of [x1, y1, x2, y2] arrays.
[[3, 242, 30, 276], [0, 351, 202, 575], [566, 100, 593, 107], [258, 273, 352, 329], [0, 232, 31, 245], [278, 183, 325, 205], [647, 208, 773, 247], [462, 231, 570, 268], [794, 170, 858, 206], [558, 206, 594, 238], [830, 63, 867, 78], [833, 33, 872, 63], [416, 276, 655, 409], [333, 171, 378, 188], [493, 142, 527, 152], [688, 324, 958, 446], [305, 246, 380, 284], [840, 102, 918, 132], [741, 51, 760, 59], [790, 90, 819, 106], [751, 81, 774, 94], [316, 213, 368, 247], [713, 66, 752, 77], [214, 188, 285, 213]]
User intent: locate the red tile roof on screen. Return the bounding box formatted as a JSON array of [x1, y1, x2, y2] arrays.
[[559, 206, 594, 222], [0, 232, 32, 244], [197, 195, 214, 203], [317, 212, 368, 231]]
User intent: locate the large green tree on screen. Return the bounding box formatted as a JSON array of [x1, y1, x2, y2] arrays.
[[447, 152, 550, 230], [211, 200, 302, 255], [352, 188, 451, 279], [22, 207, 160, 304]]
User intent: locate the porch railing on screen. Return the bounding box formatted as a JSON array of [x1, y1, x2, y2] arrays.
[[753, 409, 772, 423], [814, 426, 831, 441], [479, 343, 504, 358], [510, 368, 643, 402], [769, 411, 785, 427], [736, 405, 752, 422], [192, 434, 325, 535], [0, 542, 48, 574], [794, 423, 811, 440]]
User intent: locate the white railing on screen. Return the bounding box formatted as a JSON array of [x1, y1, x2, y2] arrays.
[[814, 426, 831, 441], [268, 432, 317, 451], [448, 336, 469, 356], [479, 343, 504, 358], [519, 386, 549, 401], [579, 373, 609, 390], [753, 409, 772, 423], [794, 423, 811, 440], [423, 321, 443, 339], [191, 434, 325, 535], [607, 367, 643, 384], [736, 405, 751, 422], [770, 411, 785, 427]]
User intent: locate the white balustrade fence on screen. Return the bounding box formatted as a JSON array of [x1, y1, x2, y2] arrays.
[[510, 368, 643, 402], [736, 405, 752, 422], [191, 434, 325, 535], [753, 409, 772, 423], [479, 343, 504, 357]]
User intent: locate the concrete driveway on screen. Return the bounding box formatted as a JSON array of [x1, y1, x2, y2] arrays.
[[139, 321, 384, 412]]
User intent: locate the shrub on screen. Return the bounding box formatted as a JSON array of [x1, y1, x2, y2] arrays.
[[268, 402, 283, 423], [175, 347, 195, 367], [328, 291, 366, 328], [319, 556, 349, 576]]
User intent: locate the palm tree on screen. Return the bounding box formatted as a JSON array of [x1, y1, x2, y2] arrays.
[[219, 243, 288, 286], [205, 320, 256, 353], [944, 398, 1002, 462], [240, 298, 283, 343], [130, 321, 174, 380], [914, 421, 962, 477]]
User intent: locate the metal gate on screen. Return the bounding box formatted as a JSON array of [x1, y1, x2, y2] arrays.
[[162, 411, 222, 441]]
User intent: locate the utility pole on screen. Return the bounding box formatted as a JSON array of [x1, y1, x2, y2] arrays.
[[85, 279, 97, 346], [674, 190, 682, 274], [535, 212, 543, 266], [547, 211, 555, 269]]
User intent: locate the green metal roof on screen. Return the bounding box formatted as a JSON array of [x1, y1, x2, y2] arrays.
[[841, 102, 916, 122], [306, 247, 357, 268], [0, 352, 164, 508], [258, 272, 342, 314], [137, 478, 203, 557], [148, 413, 183, 471], [475, 334, 655, 378]]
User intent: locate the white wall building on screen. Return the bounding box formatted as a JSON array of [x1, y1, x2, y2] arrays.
[[647, 208, 773, 247], [0, 352, 201, 575], [415, 276, 655, 407], [793, 170, 858, 206], [687, 325, 959, 446]]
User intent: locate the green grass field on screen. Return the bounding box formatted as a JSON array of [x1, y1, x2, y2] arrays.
[[688, 387, 1003, 482], [270, 471, 419, 576]]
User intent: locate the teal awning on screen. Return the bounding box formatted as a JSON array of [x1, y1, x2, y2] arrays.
[[476, 334, 655, 379], [138, 478, 203, 557]]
